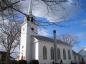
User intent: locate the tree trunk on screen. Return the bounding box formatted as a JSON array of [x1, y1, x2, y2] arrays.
[[6, 52, 11, 64]]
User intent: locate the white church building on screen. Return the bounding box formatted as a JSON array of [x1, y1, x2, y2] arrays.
[[19, 15, 81, 64], [79, 47, 86, 63]]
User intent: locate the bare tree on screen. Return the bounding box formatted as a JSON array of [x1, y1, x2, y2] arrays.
[[0, 20, 21, 64], [60, 34, 77, 46], [0, 0, 25, 21]]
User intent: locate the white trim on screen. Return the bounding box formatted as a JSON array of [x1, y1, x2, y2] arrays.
[[35, 42, 39, 60]]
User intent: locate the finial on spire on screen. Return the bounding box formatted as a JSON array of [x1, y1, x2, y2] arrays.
[[29, 0, 33, 16], [24, 0, 36, 24]]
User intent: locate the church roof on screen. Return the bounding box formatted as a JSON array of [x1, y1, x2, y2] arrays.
[[32, 35, 71, 46], [79, 47, 86, 53], [73, 50, 82, 57]]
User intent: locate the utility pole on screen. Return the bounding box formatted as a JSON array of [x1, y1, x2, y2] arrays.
[[53, 30, 57, 64]]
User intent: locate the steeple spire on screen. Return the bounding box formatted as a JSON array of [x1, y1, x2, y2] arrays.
[[24, 0, 33, 23], [29, 0, 33, 15], [24, 0, 32, 22]]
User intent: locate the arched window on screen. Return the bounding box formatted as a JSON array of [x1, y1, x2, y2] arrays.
[[68, 50, 71, 59], [74, 55, 76, 61], [63, 49, 66, 59], [43, 46, 47, 59], [57, 48, 61, 59], [51, 47, 54, 60]]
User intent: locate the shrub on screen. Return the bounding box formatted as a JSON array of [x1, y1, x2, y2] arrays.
[[29, 60, 39, 64], [11, 60, 18, 64], [18, 60, 27, 64]]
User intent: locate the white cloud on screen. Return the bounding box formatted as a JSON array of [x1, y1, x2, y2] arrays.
[[38, 28, 49, 36], [20, 0, 79, 22]]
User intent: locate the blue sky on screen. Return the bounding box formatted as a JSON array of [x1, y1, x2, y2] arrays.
[[36, 0, 86, 52], [18, 0, 86, 52]]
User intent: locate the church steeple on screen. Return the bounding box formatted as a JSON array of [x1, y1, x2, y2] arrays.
[[24, 0, 33, 24], [19, 0, 38, 60], [19, 14, 37, 60]]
